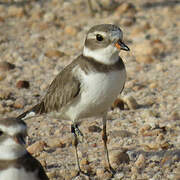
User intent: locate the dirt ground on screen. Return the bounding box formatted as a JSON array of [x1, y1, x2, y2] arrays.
[[0, 0, 180, 179]]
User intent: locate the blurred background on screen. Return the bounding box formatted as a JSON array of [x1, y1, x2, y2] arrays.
[[0, 0, 179, 179]]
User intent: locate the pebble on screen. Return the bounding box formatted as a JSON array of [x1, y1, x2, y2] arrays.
[[96, 168, 104, 177], [136, 55, 155, 64], [0, 72, 6, 81], [7, 6, 25, 18], [135, 154, 145, 168], [109, 150, 130, 168], [13, 98, 25, 109], [96, 169, 112, 180], [121, 16, 136, 27], [88, 125, 102, 133], [132, 40, 161, 58], [115, 2, 136, 16], [47, 138, 66, 148], [111, 130, 133, 138], [64, 26, 78, 36], [27, 141, 46, 155], [0, 61, 15, 71], [43, 12, 56, 22], [114, 172, 124, 179], [123, 95, 139, 110], [16, 80, 30, 89], [45, 49, 65, 58], [111, 98, 125, 110], [0, 89, 11, 99], [169, 111, 180, 121], [0, 16, 4, 23]]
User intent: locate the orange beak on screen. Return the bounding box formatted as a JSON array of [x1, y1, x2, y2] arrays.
[[115, 40, 130, 51]]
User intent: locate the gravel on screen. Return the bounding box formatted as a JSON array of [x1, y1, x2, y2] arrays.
[[0, 0, 180, 179]]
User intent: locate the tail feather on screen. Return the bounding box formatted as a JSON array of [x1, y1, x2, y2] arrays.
[[17, 102, 45, 120]]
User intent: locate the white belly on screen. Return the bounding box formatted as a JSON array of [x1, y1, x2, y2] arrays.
[[65, 67, 126, 121], [0, 167, 38, 180]]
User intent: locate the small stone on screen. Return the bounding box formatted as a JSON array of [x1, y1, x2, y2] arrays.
[[27, 141, 46, 155], [96, 168, 112, 179], [115, 172, 124, 179], [47, 138, 66, 148], [135, 154, 145, 168], [0, 89, 11, 99], [131, 166, 138, 175], [149, 82, 158, 89], [16, 80, 30, 89], [151, 39, 166, 55], [123, 95, 139, 110], [115, 2, 136, 16], [46, 171, 57, 179], [111, 130, 133, 138], [169, 111, 180, 121], [64, 26, 78, 36], [136, 55, 155, 64], [43, 12, 56, 22], [8, 6, 24, 18], [111, 98, 124, 110], [156, 134, 165, 142], [13, 98, 25, 109], [88, 125, 102, 133], [70, 169, 79, 177], [132, 41, 159, 57], [0, 16, 4, 23], [45, 49, 65, 58], [109, 150, 130, 168], [121, 16, 136, 27], [96, 168, 104, 177], [5, 99, 14, 107], [0, 61, 15, 71], [80, 158, 89, 166], [0, 72, 6, 81], [160, 141, 171, 150], [30, 11, 44, 21], [143, 143, 159, 151], [139, 124, 151, 135]]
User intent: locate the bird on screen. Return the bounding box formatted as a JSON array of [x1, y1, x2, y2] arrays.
[[17, 24, 130, 174], [0, 117, 49, 180]]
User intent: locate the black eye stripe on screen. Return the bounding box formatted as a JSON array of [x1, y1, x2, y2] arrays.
[[96, 34, 104, 41]]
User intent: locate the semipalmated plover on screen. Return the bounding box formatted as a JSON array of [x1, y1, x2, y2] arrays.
[[0, 117, 49, 180], [17, 24, 130, 174]]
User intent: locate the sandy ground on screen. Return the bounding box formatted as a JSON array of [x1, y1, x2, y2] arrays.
[[0, 0, 180, 179]]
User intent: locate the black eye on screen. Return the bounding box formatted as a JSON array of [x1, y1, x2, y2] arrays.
[[0, 131, 3, 136], [96, 34, 104, 41]]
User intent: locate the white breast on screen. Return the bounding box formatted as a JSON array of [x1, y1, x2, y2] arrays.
[[65, 67, 126, 121], [0, 167, 39, 180]]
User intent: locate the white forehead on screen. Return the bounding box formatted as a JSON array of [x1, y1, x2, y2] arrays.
[[0, 124, 26, 136]]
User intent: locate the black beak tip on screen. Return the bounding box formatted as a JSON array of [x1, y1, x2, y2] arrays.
[[122, 46, 130, 51]]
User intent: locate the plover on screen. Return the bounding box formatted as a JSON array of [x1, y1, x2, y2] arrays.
[[17, 24, 130, 174], [0, 117, 49, 180]]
